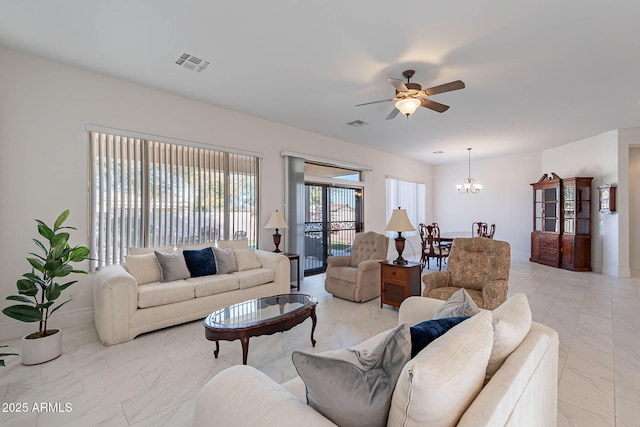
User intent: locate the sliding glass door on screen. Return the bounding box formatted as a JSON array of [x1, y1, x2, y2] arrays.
[[304, 184, 362, 274]]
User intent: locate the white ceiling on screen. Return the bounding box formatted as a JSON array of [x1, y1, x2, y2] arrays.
[[2, 0, 640, 164]]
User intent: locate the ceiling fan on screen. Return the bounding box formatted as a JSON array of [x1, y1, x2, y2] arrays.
[[355, 70, 465, 120]]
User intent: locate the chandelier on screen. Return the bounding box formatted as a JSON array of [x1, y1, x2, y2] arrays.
[[457, 147, 482, 194]]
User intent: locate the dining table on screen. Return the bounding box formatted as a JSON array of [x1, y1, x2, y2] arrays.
[[439, 231, 473, 249]]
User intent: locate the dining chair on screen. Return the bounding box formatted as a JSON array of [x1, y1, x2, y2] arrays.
[[419, 223, 449, 271], [472, 222, 495, 239], [472, 221, 488, 237]]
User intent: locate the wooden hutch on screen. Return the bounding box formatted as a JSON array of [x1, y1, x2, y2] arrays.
[[530, 173, 593, 271]]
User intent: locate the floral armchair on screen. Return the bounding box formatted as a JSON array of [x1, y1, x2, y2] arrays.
[[422, 237, 510, 309]]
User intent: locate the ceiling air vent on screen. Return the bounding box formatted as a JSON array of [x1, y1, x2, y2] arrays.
[[175, 53, 210, 72], [346, 120, 368, 127]]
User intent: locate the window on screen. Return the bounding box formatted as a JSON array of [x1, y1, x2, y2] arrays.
[[385, 177, 426, 237], [89, 131, 259, 269]]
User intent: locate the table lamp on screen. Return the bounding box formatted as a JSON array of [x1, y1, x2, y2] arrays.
[[385, 207, 415, 264], [265, 210, 288, 253]]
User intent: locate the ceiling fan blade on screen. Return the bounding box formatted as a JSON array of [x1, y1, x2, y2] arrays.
[[385, 107, 400, 120], [424, 80, 465, 96], [421, 98, 450, 113], [355, 98, 394, 107], [388, 78, 408, 92]]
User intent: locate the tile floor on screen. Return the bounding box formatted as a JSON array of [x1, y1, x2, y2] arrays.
[[0, 260, 639, 426]]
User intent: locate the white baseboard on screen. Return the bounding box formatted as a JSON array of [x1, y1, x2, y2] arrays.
[[602, 265, 632, 278], [0, 307, 94, 341]]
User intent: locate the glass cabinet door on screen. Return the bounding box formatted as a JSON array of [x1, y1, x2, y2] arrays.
[[534, 189, 543, 231], [576, 184, 591, 234], [563, 184, 575, 234], [543, 187, 558, 232]]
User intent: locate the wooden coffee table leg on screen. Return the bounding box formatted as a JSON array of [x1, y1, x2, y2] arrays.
[[214, 340, 219, 358], [241, 337, 250, 365], [310, 307, 317, 347]]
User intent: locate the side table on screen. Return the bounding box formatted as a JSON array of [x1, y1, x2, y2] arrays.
[[283, 252, 301, 291], [380, 261, 421, 308]]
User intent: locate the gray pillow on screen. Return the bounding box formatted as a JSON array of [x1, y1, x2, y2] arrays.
[[292, 324, 411, 427], [154, 250, 190, 282], [432, 288, 481, 319], [212, 247, 238, 274]]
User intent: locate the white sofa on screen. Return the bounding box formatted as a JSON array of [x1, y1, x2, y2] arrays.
[[194, 295, 559, 427], [93, 241, 291, 346]]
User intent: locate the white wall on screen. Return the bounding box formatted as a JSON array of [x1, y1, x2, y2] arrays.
[[630, 146, 640, 274], [0, 47, 433, 340], [432, 151, 541, 261], [540, 129, 639, 277]]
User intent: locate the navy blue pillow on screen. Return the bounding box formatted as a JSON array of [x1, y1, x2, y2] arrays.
[[409, 316, 469, 358], [183, 247, 216, 277]]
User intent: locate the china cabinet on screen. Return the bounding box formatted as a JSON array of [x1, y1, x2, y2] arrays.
[[530, 173, 593, 271]]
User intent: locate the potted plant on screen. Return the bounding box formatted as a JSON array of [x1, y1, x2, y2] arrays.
[[2, 210, 90, 365]]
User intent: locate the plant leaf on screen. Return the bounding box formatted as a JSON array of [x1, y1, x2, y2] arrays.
[[69, 246, 91, 262], [16, 278, 39, 296], [54, 210, 70, 230], [37, 223, 55, 241], [6, 295, 33, 303], [45, 283, 62, 301], [32, 238, 48, 254], [36, 301, 55, 310], [2, 305, 42, 322], [57, 280, 77, 291], [48, 298, 73, 317], [22, 273, 45, 287], [27, 257, 45, 273]]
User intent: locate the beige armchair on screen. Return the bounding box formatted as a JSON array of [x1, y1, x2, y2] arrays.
[[422, 237, 510, 310], [324, 231, 389, 302]]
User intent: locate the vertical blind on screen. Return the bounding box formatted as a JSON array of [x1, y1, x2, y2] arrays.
[[385, 177, 426, 237], [90, 131, 259, 269]]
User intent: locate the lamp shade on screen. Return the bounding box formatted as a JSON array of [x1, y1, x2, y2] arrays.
[[265, 210, 289, 229], [395, 98, 421, 116], [385, 208, 415, 232]]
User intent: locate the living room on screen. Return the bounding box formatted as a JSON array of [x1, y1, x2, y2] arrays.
[[1, 2, 640, 426]]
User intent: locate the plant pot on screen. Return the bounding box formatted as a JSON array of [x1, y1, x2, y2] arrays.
[[21, 329, 62, 365]]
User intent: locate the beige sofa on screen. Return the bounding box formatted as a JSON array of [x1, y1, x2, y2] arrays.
[[195, 295, 559, 426], [93, 240, 290, 346]]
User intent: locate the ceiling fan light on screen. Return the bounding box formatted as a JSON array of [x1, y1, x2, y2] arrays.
[[395, 98, 421, 116]]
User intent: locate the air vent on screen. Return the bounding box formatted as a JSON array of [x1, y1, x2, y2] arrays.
[[175, 53, 211, 72], [346, 120, 368, 127]]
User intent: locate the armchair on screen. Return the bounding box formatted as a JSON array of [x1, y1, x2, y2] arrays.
[[422, 237, 510, 309], [324, 231, 389, 302]]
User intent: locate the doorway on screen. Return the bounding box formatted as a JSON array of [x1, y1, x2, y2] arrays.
[[304, 184, 362, 274]]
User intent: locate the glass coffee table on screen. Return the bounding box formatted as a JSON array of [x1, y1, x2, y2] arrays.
[[204, 294, 318, 365]]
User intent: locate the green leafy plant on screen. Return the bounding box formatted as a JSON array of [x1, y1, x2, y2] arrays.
[[0, 345, 18, 367], [2, 210, 90, 339]]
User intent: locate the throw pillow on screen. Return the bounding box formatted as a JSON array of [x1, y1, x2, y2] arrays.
[[387, 310, 494, 427], [233, 249, 262, 271], [432, 288, 481, 319], [292, 324, 412, 427], [485, 293, 532, 382], [410, 316, 469, 358], [183, 247, 217, 277], [154, 250, 191, 282], [125, 253, 162, 285], [216, 238, 249, 250], [212, 247, 238, 274]]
